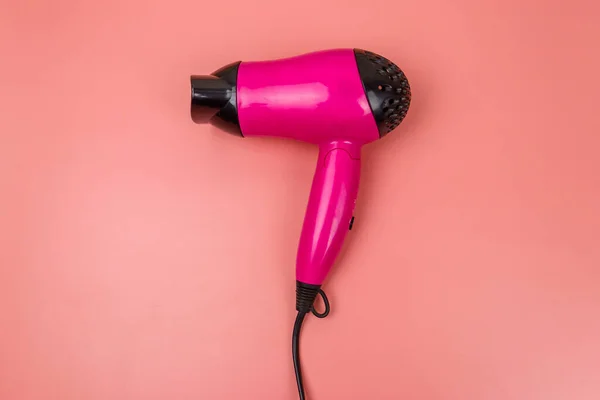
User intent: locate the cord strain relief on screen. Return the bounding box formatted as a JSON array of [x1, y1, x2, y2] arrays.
[[296, 281, 321, 313]]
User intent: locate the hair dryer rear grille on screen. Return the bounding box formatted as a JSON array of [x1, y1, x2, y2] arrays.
[[354, 49, 411, 137]]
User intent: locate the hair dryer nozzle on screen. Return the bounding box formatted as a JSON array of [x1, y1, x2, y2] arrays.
[[190, 62, 242, 136], [190, 75, 230, 123]]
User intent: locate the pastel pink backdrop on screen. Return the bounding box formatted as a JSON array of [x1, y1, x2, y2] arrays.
[[1, 1, 599, 399]]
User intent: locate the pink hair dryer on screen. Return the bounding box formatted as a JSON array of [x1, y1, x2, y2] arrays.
[[190, 49, 411, 399]]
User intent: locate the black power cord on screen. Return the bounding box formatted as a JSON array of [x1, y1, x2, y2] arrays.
[[292, 288, 330, 400], [292, 312, 308, 400]]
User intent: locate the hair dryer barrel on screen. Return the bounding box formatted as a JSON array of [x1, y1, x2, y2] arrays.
[[190, 49, 411, 143]]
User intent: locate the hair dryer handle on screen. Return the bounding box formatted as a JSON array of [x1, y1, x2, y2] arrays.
[[296, 142, 361, 286]]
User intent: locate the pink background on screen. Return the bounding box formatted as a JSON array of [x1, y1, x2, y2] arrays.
[[1, 1, 600, 399]]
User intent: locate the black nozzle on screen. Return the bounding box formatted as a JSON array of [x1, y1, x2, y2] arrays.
[[354, 49, 411, 138], [190, 75, 232, 122], [190, 61, 243, 136]]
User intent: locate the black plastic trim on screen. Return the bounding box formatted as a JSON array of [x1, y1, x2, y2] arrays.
[[295, 281, 321, 313], [353, 49, 411, 138], [190, 61, 243, 137]]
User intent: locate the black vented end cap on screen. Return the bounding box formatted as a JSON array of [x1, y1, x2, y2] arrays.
[[354, 49, 411, 137], [296, 281, 321, 313], [190, 61, 243, 136]]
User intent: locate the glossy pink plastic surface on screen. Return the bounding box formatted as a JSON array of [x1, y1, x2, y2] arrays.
[[237, 49, 379, 285], [295, 141, 361, 285], [237, 49, 379, 144]]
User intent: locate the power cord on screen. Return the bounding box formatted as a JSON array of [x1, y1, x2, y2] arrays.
[[292, 288, 330, 400]]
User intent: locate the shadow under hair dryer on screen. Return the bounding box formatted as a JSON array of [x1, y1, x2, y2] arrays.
[[190, 48, 411, 399]]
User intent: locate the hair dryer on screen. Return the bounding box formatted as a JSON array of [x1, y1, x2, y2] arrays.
[[190, 48, 411, 399]]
